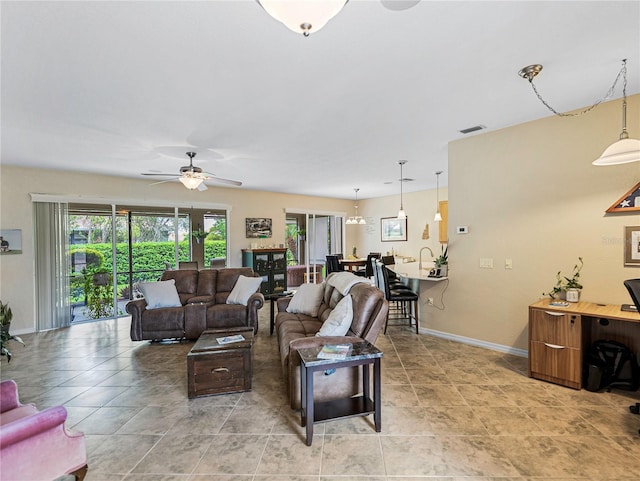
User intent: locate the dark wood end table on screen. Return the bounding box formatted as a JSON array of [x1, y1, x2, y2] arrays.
[[264, 292, 292, 335], [298, 341, 383, 445]]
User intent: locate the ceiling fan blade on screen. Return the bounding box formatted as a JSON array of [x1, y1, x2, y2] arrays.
[[201, 172, 242, 186], [142, 173, 179, 177], [197, 182, 208, 192], [208, 177, 242, 187], [148, 179, 176, 186]]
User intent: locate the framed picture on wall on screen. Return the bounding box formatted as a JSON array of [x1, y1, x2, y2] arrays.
[[0, 229, 22, 255], [624, 225, 640, 267], [245, 218, 272, 238], [381, 217, 407, 242]]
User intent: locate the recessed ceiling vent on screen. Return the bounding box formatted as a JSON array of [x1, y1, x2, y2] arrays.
[[459, 125, 486, 134]]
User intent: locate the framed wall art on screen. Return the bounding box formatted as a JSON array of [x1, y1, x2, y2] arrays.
[[381, 217, 407, 242], [607, 181, 640, 213], [245, 218, 272, 238], [624, 225, 640, 267], [0, 229, 22, 255]]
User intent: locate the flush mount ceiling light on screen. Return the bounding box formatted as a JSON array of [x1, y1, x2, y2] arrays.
[[518, 59, 639, 166], [257, 0, 349, 37], [397, 160, 407, 220], [434, 171, 443, 222], [346, 188, 366, 225]]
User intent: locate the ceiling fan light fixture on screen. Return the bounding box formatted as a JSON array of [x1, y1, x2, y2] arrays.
[[257, 0, 348, 36], [180, 175, 204, 190]]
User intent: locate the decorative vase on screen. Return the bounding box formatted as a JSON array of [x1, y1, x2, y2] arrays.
[[565, 288, 580, 303], [439, 265, 448, 277]]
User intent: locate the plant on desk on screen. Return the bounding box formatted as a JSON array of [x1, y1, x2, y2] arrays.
[[544, 257, 584, 301], [434, 245, 448, 277]]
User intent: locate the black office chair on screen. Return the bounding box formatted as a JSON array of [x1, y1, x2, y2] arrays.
[[623, 279, 640, 436], [325, 255, 344, 275], [375, 260, 419, 334]]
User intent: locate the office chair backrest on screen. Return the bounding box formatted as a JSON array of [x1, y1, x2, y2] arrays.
[[624, 279, 640, 311]]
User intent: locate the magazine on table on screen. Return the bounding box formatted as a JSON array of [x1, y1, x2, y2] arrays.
[[317, 343, 352, 360], [216, 334, 245, 345]]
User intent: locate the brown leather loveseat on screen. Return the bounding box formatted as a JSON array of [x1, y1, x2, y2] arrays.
[[127, 268, 264, 341], [275, 272, 388, 409]]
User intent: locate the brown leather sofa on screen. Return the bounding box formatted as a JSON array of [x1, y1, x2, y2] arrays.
[[275, 273, 388, 409], [127, 268, 264, 341]]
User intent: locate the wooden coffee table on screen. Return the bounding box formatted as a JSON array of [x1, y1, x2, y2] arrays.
[[187, 327, 253, 398]]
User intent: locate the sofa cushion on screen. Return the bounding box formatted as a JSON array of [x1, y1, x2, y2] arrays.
[[161, 270, 199, 304], [227, 275, 262, 305], [215, 267, 256, 303], [196, 269, 217, 297], [316, 294, 353, 337], [286, 283, 325, 317], [138, 280, 182, 309]]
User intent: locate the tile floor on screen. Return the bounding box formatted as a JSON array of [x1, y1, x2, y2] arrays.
[[2, 310, 639, 480]]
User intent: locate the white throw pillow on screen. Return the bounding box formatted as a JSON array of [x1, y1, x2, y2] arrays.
[[286, 283, 325, 317], [316, 295, 353, 337], [226, 275, 263, 306], [139, 279, 182, 309]]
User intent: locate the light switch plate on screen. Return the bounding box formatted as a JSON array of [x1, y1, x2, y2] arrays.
[[456, 226, 469, 234], [479, 258, 493, 269]]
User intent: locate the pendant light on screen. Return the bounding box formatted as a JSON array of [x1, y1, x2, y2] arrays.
[[257, 0, 349, 37], [593, 60, 640, 165], [518, 59, 639, 166], [397, 160, 407, 220], [434, 171, 443, 222], [346, 188, 366, 225]]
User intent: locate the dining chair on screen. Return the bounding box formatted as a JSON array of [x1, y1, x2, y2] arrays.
[[354, 253, 381, 278], [325, 255, 343, 275], [178, 261, 198, 270], [210, 258, 226, 269]]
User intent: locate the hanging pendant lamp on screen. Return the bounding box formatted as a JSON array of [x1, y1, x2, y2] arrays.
[[593, 61, 640, 165], [346, 188, 366, 225], [397, 160, 407, 220], [434, 171, 443, 222]]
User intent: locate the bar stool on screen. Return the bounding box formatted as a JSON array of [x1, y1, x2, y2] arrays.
[[374, 261, 419, 334]]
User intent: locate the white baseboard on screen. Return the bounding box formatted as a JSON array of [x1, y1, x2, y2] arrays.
[[420, 327, 528, 358]]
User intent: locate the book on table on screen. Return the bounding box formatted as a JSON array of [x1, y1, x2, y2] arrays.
[[317, 344, 352, 360]]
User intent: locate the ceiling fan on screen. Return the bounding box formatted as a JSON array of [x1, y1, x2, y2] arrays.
[[142, 152, 242, 191]]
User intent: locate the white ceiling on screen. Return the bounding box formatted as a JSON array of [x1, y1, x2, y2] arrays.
[[2, 1, 639, 199]]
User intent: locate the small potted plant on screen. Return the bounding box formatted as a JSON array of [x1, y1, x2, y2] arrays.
[[1, 301, 24, 362], [544, 257, 584, 302], [434, 245, 448, 277]]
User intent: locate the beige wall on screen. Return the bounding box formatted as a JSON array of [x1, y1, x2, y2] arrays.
[[0, 166, 352, 334], [432, 94, 639, 350]]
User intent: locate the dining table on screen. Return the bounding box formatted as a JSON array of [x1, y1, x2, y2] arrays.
[[339, 258, 367, 272]]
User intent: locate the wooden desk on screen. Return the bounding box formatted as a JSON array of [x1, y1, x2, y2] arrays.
[[339, 258, 366, 272], [528, 299, 640, 390]]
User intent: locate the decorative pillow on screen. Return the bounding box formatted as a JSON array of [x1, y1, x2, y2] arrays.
[[226, 275, 263, 306], [316, 295, 353, 337], [286, 283, 325, 317], [139, 279, 182, 310]]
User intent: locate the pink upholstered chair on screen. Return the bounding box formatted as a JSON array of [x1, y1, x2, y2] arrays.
[[0, 380, 87, 481]]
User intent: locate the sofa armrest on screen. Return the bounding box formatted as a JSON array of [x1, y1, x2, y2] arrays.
[[127, 299, 148, 341], [0, 405, 69, 449], [0, 380, 19, 412], [277, 297, 292, 312], [247, 292, 265, 333]]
